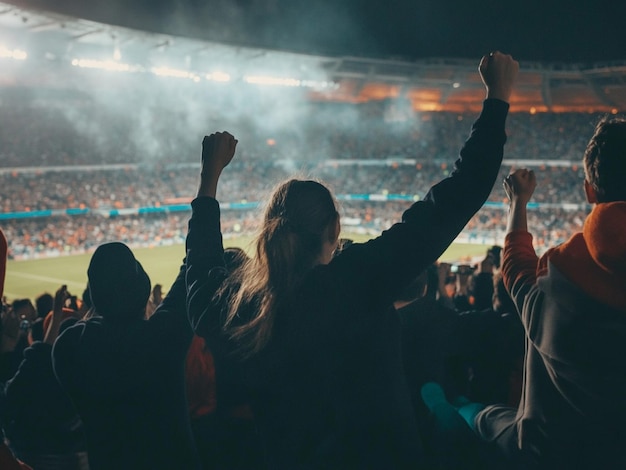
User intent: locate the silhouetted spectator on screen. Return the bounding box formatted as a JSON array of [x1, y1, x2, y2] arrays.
[[473, 119, 626, 468], [4, 285, 87, 470], [35, 293, 53, 320], [52, 243, 199, 470], [185, 52, 517, 469]]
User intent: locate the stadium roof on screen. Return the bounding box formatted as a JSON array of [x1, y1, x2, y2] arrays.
[[2, 1, 626, 113]]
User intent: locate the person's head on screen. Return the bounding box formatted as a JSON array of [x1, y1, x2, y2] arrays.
[[223, 247, 249, 272], [260, 179, 340, 269], [492, 271, 516, 314], [87, 242, 151, 322], [12, 298, 36, 323], [583, 117, 626, 204], [487, 245, 502, 269], [29, 317, 44, 343], [35, 293, 53, 319], [225, 179, 339, 354]]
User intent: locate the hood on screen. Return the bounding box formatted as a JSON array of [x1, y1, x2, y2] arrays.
[[548, 202, 626, 311]]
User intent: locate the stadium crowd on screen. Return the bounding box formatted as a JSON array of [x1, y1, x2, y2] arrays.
[[0, 75, 595, 260], [0, 52, 624, 470], [0, 163, 588, 214], [0, 95, 606, 169], [1, 161, 588, 258]]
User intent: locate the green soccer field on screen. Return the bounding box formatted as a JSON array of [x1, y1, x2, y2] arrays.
[[4, 235, 489, 302]]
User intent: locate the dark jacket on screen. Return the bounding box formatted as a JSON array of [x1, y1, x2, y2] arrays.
[[52, 264, 200, 470], [186, 99, 509, 469], [4, 337, 85, 456]]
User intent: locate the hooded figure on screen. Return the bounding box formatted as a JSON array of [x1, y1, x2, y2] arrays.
[[52, 242, 199, 470], [86, 242, 151, 320]]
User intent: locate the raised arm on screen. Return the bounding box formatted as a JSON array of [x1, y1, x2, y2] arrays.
[[330, 53, 519, 307], [501, 168, 540, 317], [186, 132, 238, 337], [197, 131, 238, 199], [43, 285, 70, 345], [148, 132, 239, 346]]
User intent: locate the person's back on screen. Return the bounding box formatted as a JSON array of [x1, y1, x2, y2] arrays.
[[186, 52, 518, 469], [474, 118, 626, 468], [52, 243, 198, 470], [236, 264, 422, 468]]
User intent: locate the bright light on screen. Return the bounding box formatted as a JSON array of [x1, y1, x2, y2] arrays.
[[452, 82, 460, 88], [71, 58, 134, 72], [0, 46, 27, 60], [113, 48, 121, 61], [245, 75, 301, 87], [244, 76, 338, 89], [301, 80, 339, 90], [151, 66, 199, 80], [206, 71, 231, 82]]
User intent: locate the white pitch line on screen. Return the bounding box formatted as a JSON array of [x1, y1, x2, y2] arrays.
[[9, 272, 85, 289]]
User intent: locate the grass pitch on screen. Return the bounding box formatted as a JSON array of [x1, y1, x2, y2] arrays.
[[5, 235, 489, 302]]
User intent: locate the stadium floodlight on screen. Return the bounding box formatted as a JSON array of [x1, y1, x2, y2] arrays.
[[244, 75, 302, 87], [151, 66, 199, 81], [244, 75, 338, 89], [71, 58, 136, 72], [300, 80, 340, 90], [206, 71, 231, 82], [0, 46, 27, 60]]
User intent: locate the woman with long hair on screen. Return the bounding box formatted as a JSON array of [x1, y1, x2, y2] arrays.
[[186, 52, 518, 468]]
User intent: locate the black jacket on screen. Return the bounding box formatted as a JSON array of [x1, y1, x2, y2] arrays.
[[186, 99, 509, 469], [52, 263, 200, 470], [4, 337, 85, 455]]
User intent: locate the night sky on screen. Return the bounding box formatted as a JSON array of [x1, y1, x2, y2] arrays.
[[12, 0, 626, 63]]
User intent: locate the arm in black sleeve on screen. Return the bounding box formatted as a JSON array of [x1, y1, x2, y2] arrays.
[[330, 99, 509, 308], [4, 342, 79, 437], [185, 197, 228, 340], [150, 260, 194, 348]]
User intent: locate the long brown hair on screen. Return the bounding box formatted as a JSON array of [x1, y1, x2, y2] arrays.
[[222, 179, 339, 356]]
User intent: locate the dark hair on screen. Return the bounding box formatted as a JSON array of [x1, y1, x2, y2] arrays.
[[222, 179, 339, 355], [583, 117, 626, 203], [223, 247, 249, 272], [30, 318, 45, 342], [488, 245, 502, 269], [35, 293, 54, 319], [11, 298, 32, 314], [492, 271, 516, 314]]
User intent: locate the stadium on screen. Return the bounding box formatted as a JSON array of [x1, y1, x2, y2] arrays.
[[2, 1, 626, 468], [2, 1, 624, 298]]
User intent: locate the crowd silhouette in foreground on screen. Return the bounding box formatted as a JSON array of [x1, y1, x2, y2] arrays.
[[1, 51, 625, 469]]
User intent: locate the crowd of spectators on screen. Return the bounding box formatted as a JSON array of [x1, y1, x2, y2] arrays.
[[0, 163, 588, 214], [0, 94, 598, 260], [1, 53, 622, 469], [1, 161, 589, 258], [0, 98, 608, 168]]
